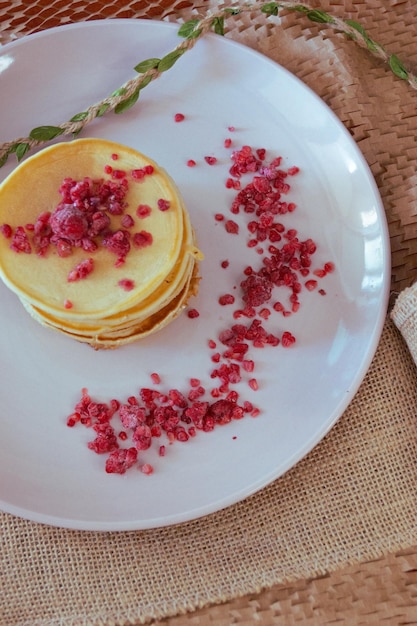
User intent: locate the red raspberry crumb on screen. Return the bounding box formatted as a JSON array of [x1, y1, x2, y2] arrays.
[[118, 279, 135, 291], [0, 223, 12, 238], [187, 159, 197, 167], [221, 260, 230, 269], [224, 138, 232, 148], [219, 294, 235, 306], [157, 199, 170, 211], [305, 280, 318, 291], [187, 308, 200, 319], [105, 447, 138, 474], [67, 258, 94, 282], [133, 230, 153, 248], [204, 156, 217, 165], [121, 214, 134, 229], [174, 113, 185, 122], [225, 220, 239, 234], [136, 204, 152, 218], [151, 372, 161, 385], [111, 153, 119, 160], [215, 214, 224, 221], [140, 463, 154, 475], [64, 299, 73, 309], [281, 331, 296, 347]]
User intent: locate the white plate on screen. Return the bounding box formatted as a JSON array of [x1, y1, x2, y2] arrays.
[[0, 19, 390, 531]]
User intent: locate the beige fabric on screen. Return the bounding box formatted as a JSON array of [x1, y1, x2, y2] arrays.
[[1, 1, 417, 625]]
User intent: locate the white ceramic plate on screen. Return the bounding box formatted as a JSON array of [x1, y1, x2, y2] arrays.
[[0, 19, 390, 531]]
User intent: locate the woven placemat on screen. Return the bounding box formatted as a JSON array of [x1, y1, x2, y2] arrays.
[[1, 1, 417, 625]]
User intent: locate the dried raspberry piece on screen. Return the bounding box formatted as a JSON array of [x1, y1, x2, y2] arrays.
[[105, 447, 138, 474], [0, 223, 12, 238], [240, 274, 272, 307], [225, 220, 239, 234], [133, 423, 152, 450], [87, 423, 118, 454], [208, 400, 237, 425], [136, 204, 152, 218], [132, 231, 153, 248], [50, 205, 89, 242], [118, 279, 135, 291], [67, 257, 94, 282], [102, 230, 130, 258], [157, 199, 170, 211], [10, 227, 31, 253]]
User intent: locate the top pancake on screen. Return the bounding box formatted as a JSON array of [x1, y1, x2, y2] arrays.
[[0, 138, 186, 319]]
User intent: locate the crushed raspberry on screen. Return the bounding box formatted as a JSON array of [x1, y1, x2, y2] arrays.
[[67, 258, 94, 282], [103, 230, 130, 258], [132, 231, 153, 248], [118, 278, 135, 291], [65, 142, 333, 478], [64, 299, 73, 309], [0, 223, 12, 238], [204, 156, 217, 165], [157, 199, 170, 211], [10, 227, 31, 253], [225, 220, 239, 234], [174, 113, 185, 122], [219, 294, 235, 306], [136, 204, 152, 218], [105, 448, 138, 474], [187, 159, 196, 167], [121, 214, 134, 229], [224, 138, 232, 148]]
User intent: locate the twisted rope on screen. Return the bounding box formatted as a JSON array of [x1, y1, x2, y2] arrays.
[[1, 1, 415, 166]]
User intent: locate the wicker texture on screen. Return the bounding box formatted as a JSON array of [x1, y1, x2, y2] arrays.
[[1, 1, 417, 625]]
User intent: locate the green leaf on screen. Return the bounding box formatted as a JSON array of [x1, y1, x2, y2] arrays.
[[305, 9, 334, 24], [15, 143, 30, 161], [178, 19, 200, 38], [111, 87, 127, 97], [345, 19, 378, 52], [96, 103, 110, 117], [134, 58, 160, 73], [158, 49, 185, 72], [70, 111, 89, 122], [224, 7, 241, 15], [29, 125, 64, 141], [261, 2, 280, 16], [138, 74, 153, 90], [212, 17, 225, 36], [0, 152, 9, 168], [115, 88, 140, 114], [389, 54, 409, 80]]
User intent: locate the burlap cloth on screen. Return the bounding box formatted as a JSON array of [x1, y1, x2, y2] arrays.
[[1, 1, 417, 625]]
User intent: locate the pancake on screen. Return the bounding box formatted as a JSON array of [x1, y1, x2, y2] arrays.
[[0, 138, 202, 348]]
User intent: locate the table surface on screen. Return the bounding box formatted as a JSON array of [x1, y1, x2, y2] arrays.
[[1, 1, 417, 625]]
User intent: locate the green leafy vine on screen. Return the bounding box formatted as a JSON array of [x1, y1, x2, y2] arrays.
[[0, 0, 414, 168]]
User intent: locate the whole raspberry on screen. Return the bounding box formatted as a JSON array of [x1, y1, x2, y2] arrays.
[[50, 204, 88, 243]]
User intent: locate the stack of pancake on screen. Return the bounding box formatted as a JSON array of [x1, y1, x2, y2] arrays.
[[0, 138, 202, 349]]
